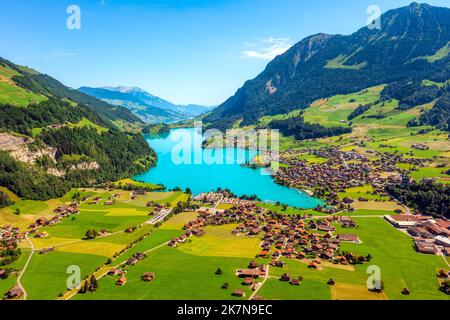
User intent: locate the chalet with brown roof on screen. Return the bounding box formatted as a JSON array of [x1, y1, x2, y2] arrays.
[[126, 252, 145, 265], [237, 269, 260, 278], [422, 222, 447, 236], [290, 279, 300, 286], [134, 190, 146, 196], [259, 250, 269, 258], [232, 289, 245, 297], [318, 224, 335, 232], [321, 251, 333, 260], [36, 217, 48, 226], [39, 247, 55, 255], [414, 241, 437, 255], [242, 277, 254, 286], [280, 273, 290, 282], [116, 276, 127, 286], [191, 229, 205, 237], [108, 268, 124, 276], [436, 219, 450, 231], [308, 261, 322, 270], [34, 231, 49, 239], [141, 272, 155, 282], [5, 285, 23, 299], [168, 240, 177, 247], [408, 227, 433, 239], [385, 215, 420, 228], [337, 234, 360, 243]]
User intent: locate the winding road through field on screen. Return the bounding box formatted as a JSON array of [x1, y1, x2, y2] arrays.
[[61, 239, 171, 300], [16, 233, 35, 300]]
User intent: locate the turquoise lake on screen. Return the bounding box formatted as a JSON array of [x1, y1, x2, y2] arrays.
[[134, 128, 323, 208]]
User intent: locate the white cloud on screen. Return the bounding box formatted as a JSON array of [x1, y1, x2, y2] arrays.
[[42, 51, 78, 60], [243, 37, 293, 60]]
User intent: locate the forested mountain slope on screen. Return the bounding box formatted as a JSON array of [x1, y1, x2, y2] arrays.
[[204, 3, 450, 130], [0, 58, 155, 200]]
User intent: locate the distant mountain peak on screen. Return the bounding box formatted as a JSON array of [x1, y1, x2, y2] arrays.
[[204, 2, 450, 130], [78, 86, 213, 124], [101, 86, 149, 95]]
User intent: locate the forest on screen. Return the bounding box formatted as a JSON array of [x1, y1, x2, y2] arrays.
[[268, 116, 352, 140], [386, 180, 450, 219]]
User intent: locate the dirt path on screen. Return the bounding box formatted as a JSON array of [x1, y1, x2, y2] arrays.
[[61, 240, 171, 300], [16, 233, 35, 300], [248, 265, 270, 300]]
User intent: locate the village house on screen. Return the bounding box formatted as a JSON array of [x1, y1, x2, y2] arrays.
[[236, 269, 261, 279], [134, 190, 147, 196], [191, 229, 205, 237], [414, 241, 437, 255], [116, 276, 127, 286], [108, 268, 124, 276], [385, 215, 424, 228], [39, 247, 55, 255], [34, 231, 49, 239], [141, 272, 155, 282], [337, 234, 361, 243], [126, 252, 145, 265], [290, 278, 300, 286], [242, 277, 254, 286], [232, 289, 245, 297], [407, 226, 433, 239], [434, 236, 450, 247], [0, 269, 7, 279], [280, 273, 290, 282], [5, 285, 23, 299]]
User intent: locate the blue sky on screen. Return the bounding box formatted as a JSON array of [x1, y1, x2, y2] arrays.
[[0, 0, 448, 105]]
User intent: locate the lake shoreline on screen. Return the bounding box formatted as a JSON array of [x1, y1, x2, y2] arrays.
[[136, 128, 324, 209]]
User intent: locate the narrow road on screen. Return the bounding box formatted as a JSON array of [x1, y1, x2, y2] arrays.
[[440, 252, 450, 268], [146, 208, 173, 225], [248, 265, 270, 300], [62, 240, 171, 300], [16, 233, 35, 300]]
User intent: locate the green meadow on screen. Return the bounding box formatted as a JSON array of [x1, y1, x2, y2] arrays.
[[21, 251, 106, 300]]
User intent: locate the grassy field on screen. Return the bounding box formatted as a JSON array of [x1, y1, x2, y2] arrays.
[[21, 251, 107, 300], [325, 54, 367, 70], [67, 117, 109, 134], [179, 224, 262, 258], [15, 188, 192, 300], [73, 212, 260, 300], [338, 185, 390, 201], [335, 218, 449, 300], [0, 79, 47, 107], [259, 203, 324, 216], [0, 249, 31, 297], [302, 85, 383, 127], [0, 189, 192, 300], [114, 179, 164, 190]]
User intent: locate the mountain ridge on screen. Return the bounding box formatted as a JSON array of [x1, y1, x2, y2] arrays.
[[0, 57, 156, 200], [204, 2, 450, 130], [79, 86, 214, 124]]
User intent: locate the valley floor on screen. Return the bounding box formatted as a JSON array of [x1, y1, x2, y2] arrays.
[[0, 183, 448, 300]]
